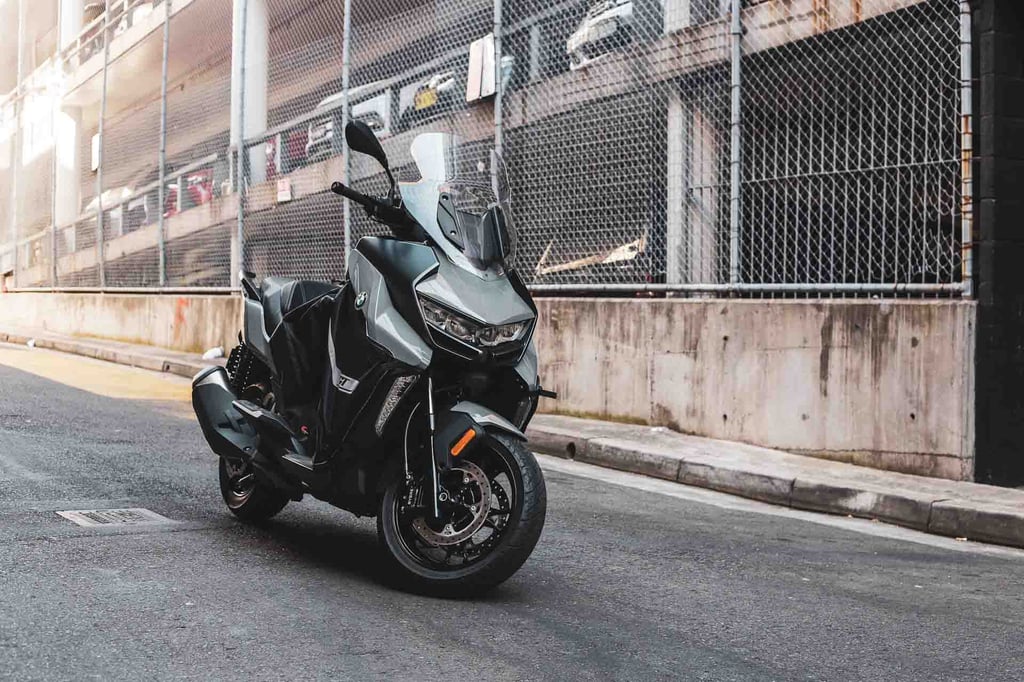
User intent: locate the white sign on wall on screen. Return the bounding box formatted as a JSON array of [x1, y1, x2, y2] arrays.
[[276, 178, 293, 203], [466, 33, 497, 103]]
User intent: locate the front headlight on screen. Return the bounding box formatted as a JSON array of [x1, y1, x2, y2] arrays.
[[419, 296, 529, 348]]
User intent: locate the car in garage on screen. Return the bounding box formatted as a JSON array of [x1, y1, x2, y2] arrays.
[[396, 70, 460, 132], [567, 0, 635, 70], [305, 82, 393, 164]]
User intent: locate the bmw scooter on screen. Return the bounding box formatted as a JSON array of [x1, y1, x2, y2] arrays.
[[192, 121, 552, 594]]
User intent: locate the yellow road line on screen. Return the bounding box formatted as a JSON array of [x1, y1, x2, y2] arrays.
[[0, 344, 192, 403]]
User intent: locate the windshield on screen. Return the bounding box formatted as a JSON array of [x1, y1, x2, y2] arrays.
[[399, 133, 515, 272]]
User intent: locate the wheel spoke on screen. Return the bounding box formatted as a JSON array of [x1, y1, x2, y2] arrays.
[[392, 448, 520, 571]]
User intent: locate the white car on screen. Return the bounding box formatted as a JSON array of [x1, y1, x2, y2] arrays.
[[567, 0, 635, 70], [305, 83, 393, 164]]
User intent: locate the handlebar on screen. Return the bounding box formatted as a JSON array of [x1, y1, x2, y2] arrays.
[[330, 181, 365, 203], [330, 181, 409, 226]]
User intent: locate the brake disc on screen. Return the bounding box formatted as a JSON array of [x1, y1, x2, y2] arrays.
[[411, 460, 492, 547]]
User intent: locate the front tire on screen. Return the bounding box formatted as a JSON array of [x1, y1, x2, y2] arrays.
[[218, 457, 289, 522], [377, 433, 546, 596]]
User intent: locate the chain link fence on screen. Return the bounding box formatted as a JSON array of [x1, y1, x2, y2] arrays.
[[0, 0, 971, 297]]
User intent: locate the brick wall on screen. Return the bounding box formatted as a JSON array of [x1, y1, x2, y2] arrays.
[[972, 0, 1024, 484]]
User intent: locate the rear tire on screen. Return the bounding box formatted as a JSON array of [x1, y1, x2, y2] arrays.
[[377, 433, 546, 596], [218, 458, 289, 522]]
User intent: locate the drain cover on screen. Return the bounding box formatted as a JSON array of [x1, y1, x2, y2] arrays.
[[56, 508, 174, 527]]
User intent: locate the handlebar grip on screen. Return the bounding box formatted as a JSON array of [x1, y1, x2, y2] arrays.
[[331, 180, 410, 228], [330, 181, 362, 202]]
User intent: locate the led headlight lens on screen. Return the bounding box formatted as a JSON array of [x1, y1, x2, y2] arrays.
[[418, 296, 530, 348]]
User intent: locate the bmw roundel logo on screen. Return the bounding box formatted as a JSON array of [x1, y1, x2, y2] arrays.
[[355, 291, 368, 309]]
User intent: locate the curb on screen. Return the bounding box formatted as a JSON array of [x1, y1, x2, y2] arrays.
[[527, 424, 1024, 550], [0, 330, 216, 379]]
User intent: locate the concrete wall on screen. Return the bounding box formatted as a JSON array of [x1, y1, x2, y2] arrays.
[[0, 292, 977, 480], [534, 299, 976, 481], [0, 293, 242, 354]]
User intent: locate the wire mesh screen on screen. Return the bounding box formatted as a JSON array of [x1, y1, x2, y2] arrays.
[[739, 0, 963, 289], [163, 0, 234, 288], [0, 0, 969, 296], [240, 0, 345, 281], [100, 20, 164, 288]]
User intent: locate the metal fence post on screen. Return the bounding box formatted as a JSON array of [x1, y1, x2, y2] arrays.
[[960, 0, 973, 299], [728, 0, 742, 285], [157, 0, 171, 287], [493, 0, 503, 157], [97, 0, 111, 289], [50, 99, 57, 286], [235, 0, 248, 287], [341, 0, 353, 273], [9, 0, 25, 289]]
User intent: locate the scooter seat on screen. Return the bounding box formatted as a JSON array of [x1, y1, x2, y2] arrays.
[[261, 277, 341, 335]]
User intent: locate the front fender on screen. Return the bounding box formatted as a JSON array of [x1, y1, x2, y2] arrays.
[[432, 401, 527, 469], [449, 401, 527, 440]]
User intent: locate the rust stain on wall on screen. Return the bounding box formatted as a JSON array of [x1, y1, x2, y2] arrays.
[[819, 311, 834, 397]]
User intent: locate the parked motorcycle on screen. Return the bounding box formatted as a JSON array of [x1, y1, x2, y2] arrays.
[[192, 121, 552, 595]]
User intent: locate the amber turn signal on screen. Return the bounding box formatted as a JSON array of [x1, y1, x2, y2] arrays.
[[450, 428, 476, 457]]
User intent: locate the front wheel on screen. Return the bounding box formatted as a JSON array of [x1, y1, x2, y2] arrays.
[[377, 433, 546, 596]]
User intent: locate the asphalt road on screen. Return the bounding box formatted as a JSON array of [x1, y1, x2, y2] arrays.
[[1, 345, 1022, 681]]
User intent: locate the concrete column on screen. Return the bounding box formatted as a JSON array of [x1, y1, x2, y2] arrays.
[[666, 90, 720, 285], [230, 0, 268, 187], [664, 0, 691, 33], [666, 91, 685, 284], [59, 0, 85, 50], [53, 106, 81, 230], [689, 103, 720, 284], [972, 0, 1024, 484]]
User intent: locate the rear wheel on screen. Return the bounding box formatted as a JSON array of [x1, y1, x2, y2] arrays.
[[377, 433, 546, 596], [220, 343, 285, 521], [218, 457, 289, 522]]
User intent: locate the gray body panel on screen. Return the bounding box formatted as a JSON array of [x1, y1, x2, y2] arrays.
[[243, 297, 277, 375], [415, 252, 534, 326], [449, 400, 527, 441], [348, 249, 433, 370], [514, 339, 540, 389]]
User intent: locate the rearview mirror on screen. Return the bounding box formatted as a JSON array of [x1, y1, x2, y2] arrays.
[[345, 120, 396, 198], [345, 120, 388, 169]]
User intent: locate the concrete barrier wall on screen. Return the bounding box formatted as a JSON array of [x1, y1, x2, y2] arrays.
[[533, 299, 976, 481], [0, 293, 243, 355], [0, 292, 976, 480]]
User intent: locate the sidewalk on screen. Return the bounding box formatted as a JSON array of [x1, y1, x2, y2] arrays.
[[3, 325, 1022, 549], [0, 326, 224, 378]]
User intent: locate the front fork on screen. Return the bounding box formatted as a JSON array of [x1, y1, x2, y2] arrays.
[[425, 374, 443, 519], [401, 373, 449, 521], [413, 373, 491, 522]]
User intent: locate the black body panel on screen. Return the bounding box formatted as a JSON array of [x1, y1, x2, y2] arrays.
[[251, 278, 341, 427], [355, 237, 439, 338], [191, 367, 258, 461], [318, 286, 403, 461], [261, 276, 340, 337]]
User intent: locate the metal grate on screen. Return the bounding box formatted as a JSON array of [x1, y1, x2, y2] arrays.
[[55, 507, 175, 527]]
